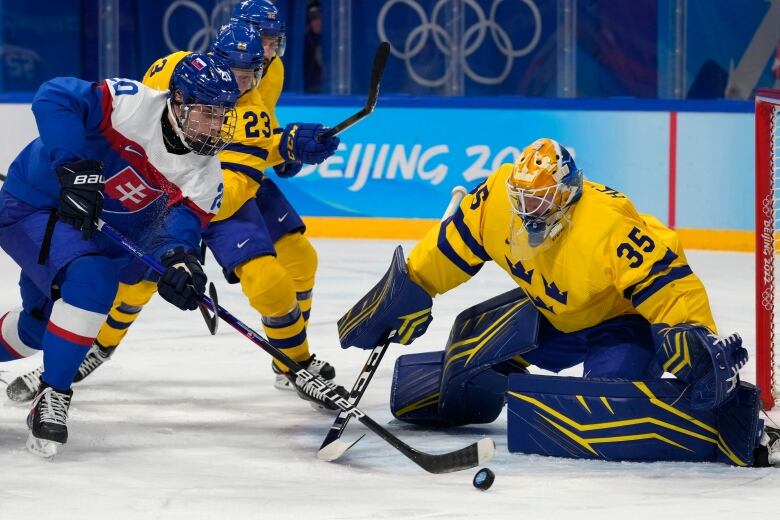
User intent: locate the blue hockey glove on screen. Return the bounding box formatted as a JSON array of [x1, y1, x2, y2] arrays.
[[338, 245, 433, 349], [56, 159, 104, 240], [158, 247, 207, 311], [279, 122, 339, 164], [273, 161, 303, 178], [654, 324, 748, 410]]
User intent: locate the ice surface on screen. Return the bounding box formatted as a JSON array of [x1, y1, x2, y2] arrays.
[[1, 240, 778, 519]]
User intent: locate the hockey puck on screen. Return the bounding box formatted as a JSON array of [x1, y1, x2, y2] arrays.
[[473, 467, 495, 490]]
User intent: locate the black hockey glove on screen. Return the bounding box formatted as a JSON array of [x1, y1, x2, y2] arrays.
[[56, 159, 105, 240], [158, 247, 207, 311]]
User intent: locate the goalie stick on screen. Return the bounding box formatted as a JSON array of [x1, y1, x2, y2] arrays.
[[316, 41, 390, 142], [318, 186, 471, 462], [97, 218, 494, 474]]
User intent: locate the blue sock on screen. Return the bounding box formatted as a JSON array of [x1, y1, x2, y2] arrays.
[[41, 255, 117, 390]]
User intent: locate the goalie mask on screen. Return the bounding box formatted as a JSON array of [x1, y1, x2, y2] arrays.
[[506, 138, 582, 257], [168, 53, 239, 156]]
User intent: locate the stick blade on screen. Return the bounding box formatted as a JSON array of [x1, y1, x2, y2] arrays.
[[476, 437, 496, 464], [198, 283, 219, 335], [317, 435, 365, 462], [412, 437, 496, 474]]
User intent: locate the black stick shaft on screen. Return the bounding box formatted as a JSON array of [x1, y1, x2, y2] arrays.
[[316, 42, 390, 142]]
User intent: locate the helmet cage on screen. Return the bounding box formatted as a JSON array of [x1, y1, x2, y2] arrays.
[[506, 169, 582, 250], [169, 97, 237, 156], [231, 67, 263, 92], [259, 30, 286, 58]]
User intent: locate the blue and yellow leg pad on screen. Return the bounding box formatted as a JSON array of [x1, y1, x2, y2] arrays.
[[391, 288, 539, 427], [507, 374, 763, 466]]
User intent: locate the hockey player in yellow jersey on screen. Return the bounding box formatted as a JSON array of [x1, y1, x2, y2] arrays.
[[6, 8, 347, 410], [338, 137, 780, 466]]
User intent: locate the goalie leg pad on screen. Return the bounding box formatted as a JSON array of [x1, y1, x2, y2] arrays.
[[390, 351, 448, 426], [507, 374, 760, 466], [438, 288, 538, 425], [714, 382, 763, 466], [391, 289, 539, 427]]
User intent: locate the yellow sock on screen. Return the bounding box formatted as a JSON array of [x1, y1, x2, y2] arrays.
[[274, 233, 317, 325], [235, 255, 310, 372], [95, 280, 158, 349]]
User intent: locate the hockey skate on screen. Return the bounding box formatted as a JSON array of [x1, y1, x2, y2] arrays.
[[765, 426, 780, 466], [6, 343, 113, 403], [278, 367, 348, 412], [26, 384, 73, 458], [72, 342, 115, 382], [6, 366, 42, 402], [271, 354, 336, 390]]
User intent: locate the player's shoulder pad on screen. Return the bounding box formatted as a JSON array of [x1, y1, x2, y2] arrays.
[[102, 79, 166, 124], [581, 180, 644, 225], [142, 51, 191, 91]]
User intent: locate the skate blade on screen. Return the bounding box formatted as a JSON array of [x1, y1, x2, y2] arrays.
[[274, 376, 294, 391], [7, 389, 36, 403], [308, 400, 340, 414], [26, 432, 61, 459]]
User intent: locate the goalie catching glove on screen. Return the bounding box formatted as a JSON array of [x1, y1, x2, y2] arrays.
[[158, 247, 207, 311], [338, 245, 433, 349], [654, 324, 748, 410]]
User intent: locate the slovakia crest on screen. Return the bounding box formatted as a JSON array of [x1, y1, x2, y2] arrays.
[[104, 166, 163, 213]]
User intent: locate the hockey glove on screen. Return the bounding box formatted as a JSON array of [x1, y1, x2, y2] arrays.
[[279, 122, 340, 164], [56, 159, 105, 240], [654, 324, 748, 410], [273, 160, 303, 178], [158, 247, 207, 311]]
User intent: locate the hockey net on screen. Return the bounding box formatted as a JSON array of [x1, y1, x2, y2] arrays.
[[756, 88, 780, 410]]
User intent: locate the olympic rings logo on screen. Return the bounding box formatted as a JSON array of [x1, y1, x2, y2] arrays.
[[377, 0, 542, 87], [163, 0, 236, 53]]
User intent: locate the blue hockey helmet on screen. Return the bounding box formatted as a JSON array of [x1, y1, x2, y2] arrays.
[[210, 21, 264, 93], [231, 0, 286, 58], [169, 53, 239, 156]]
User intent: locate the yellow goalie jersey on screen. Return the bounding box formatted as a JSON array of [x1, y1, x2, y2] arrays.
[[141, 52, 286, 221], [407, 166, 716, 334]]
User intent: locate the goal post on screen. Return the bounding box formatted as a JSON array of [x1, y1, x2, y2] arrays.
[[755, 88, 780, 410]]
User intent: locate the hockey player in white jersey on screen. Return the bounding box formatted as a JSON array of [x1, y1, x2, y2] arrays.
[[0, 53, 238, 457]]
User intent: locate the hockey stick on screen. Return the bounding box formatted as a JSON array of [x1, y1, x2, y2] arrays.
[[316, 41, 390, 142], [97, 219, 494, 473], [317, 336, 390, 460], [318, 185, 471, 462]]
